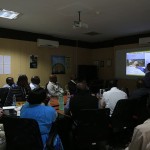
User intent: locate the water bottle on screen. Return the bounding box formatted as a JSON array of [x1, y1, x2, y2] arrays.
[[99, 89, 103, 98], [12, 94, 16, 106], [58, 94, 64, 111]]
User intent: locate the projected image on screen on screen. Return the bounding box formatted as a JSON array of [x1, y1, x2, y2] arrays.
[[126, 51, 150, 76]]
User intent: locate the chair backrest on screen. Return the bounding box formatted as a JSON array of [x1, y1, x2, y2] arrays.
[[111, 98, 136, 129], [2, 117, 43, 150], [132, 95, 149, 125], [73, 108, 111, 142], [0, 88, 9, 107]]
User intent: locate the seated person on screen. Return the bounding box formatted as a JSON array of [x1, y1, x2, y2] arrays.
[[29, 76, 40, 90], [0, 108, 5, 146], [67, 74, 77, 95], [20, 88, 63, 149], [125, 95, 150, 150], [3, 77, 15, 88], [101, 80, 128, 115], [143, 63, 150, 88], [47, 74, 64, 97], [129, 79, 150, 99], [4, 75, 31, 106], [69, 82, 99, 118]]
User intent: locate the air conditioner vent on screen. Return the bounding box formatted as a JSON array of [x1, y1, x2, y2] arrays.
[[37, 39, 59, 48], [139, 37, 150, 45]]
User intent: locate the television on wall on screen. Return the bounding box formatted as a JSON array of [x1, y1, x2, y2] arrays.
[[77, 65, 98, 83]]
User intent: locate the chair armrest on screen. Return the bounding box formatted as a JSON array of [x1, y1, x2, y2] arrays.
[[46, 122, 57, 150]]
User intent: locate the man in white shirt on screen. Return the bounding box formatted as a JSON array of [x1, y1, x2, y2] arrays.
[[29, 76, 40, 90], [47, 74, 64, 97], [101, 80, 128, 115]]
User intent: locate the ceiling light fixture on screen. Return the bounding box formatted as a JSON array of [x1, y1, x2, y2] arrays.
[[0, 9, 20, 19]]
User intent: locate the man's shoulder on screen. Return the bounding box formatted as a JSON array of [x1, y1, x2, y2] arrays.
[[136, 119, 150, 130]]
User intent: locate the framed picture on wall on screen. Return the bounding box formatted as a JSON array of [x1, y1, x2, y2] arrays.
[[51, 56, 65, 74], [93, 60, 99, 67], [30, 55, 38, 69], [99, 60, 104, 67], [106, 59, 112, 67]]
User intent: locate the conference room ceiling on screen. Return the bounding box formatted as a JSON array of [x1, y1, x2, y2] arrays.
[[0, 0, 150, 43]]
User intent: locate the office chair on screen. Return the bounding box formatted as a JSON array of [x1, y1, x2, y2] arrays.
[[110, 98, 138, 148], [132, 95, 149, 126], [2, 117, 57, 150], [111, 99, 135, 129], [2, 117, 43, 150], [71, 108, 111, 150], [0, 88, 9, 107]]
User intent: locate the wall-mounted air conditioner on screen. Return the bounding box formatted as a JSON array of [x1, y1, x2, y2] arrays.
[[139, 37, 150, 45], [37, 39, 59, 48]]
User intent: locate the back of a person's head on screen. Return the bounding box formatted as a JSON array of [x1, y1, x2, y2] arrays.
[[6, 77, 14, 86], [108, 80, 118, 88], [18, 75, 28, 82], [27, 87, 46, 104], [17, 75, 28, 86], [49, 74, 57, 83], [70, 74, 77, 80], [76, 82, 89, 94], [31, 76, 40, 85]]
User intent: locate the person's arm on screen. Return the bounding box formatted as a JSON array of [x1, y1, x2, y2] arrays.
[[64, 98, 70, 115], [100, 93, 107, 109], [4, 89, 13, 106], [0, 108, 3, 118], [100, 98, 106, 109], [47, 83, 57, 96]]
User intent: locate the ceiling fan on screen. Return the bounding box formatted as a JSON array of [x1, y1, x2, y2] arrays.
[[73, 11, 88, 29]]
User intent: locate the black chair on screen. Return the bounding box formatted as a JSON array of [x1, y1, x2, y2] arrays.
[[110, 99, 137, 147], [71, 108, 111, 150], [0, 88, 9, 107], [2, 117, 43, 150], [2, 117, 57, 150], [111, 99, 135, 129], [132, 95, 149, 126]]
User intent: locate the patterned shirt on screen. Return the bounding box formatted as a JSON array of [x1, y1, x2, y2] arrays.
[[4, 84, 31, 106]]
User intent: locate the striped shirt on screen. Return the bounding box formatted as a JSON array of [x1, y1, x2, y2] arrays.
[[4, 84, 31, 106]]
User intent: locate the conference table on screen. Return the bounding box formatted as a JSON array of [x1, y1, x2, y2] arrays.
[[2, 95, 68, 118], [49, 95, 68, 115]]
